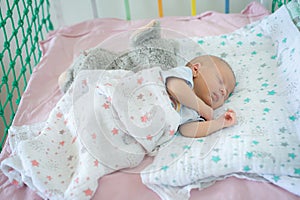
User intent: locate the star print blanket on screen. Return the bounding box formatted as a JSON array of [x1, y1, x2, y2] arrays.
[[0, 67, 180, 199], [141, 5, 300, 200]]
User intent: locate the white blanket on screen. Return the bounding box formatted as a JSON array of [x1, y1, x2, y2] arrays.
[[1, 67, 180, 199], [141, 5, 300, 200]]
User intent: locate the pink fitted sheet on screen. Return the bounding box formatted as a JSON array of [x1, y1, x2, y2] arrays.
[[1, 2, 299, 199]]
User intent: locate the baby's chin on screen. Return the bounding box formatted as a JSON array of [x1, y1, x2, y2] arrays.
[[211, 99, 227, 109]]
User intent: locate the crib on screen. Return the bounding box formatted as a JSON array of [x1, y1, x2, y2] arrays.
[[0, 0, 293, 152], [1, 0, 299, 200]]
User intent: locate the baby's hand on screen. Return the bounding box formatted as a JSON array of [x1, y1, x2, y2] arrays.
[[221, 109, 237, 128]]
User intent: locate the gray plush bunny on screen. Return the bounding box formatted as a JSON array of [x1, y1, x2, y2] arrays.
[[58, 20, 180, 93]]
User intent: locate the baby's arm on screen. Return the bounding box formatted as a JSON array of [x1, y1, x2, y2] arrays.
[[179, 109, 237, 138], [166, 77, 213, 120]]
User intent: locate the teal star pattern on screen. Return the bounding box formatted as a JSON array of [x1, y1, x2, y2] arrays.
[[251, 51, 257, 55], [220, 52, 228, 58], [161, 165, 169, 171], [244, 98, 251, 103], [279, 127, 287, 133], [262, 83, 269, 87], [273, 175, 280, 182], [232, 135, 240, 139], [220, 41, 226, 46], [246, 152, 253, 159], [282, 38, 287, 43], [197, 139, 204, 143], [281, 142, 289, 147], [170, 153, 178, 158], [183, 145, 191, 150], [257, 77, 263, 81], [288, 153, 296, 160], [198, 40, 204, 44], [260, 164, 264, 168], [264, 108, 270, 112], [212, 156, 221, 163], [237, 41, 243, 45], [256, 33, 263, 37], [289, 115, 296, 121], [291, 48, 295, 54], [243, 166, 251, 172], [252, 140, 259, 145], [294, 168, 300, 175], [260, 63, 267, 67], [268, 90, 276, 95]]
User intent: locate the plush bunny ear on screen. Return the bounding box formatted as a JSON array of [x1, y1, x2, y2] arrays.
[[130, 20, 161, 47]]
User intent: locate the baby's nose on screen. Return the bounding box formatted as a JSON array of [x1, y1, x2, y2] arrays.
[[220, 88, 227, 96]]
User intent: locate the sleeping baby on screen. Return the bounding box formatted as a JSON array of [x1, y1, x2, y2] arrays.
[[164, 54, 237, 138]]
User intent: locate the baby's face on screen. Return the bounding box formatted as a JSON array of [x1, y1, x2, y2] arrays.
[[192, 57, 235, 109]]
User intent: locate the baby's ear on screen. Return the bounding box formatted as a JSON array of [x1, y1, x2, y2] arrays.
[[191, 63, 201, 77]]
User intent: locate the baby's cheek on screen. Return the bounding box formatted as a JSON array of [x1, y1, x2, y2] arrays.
[[203, 95, 212, 107]]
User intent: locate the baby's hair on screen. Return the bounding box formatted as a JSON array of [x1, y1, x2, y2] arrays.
[[185, 55, 236, 83], [217, 57, 236, 83]]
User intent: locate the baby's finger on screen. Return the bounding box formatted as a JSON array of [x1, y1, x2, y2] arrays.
[[226, 109, 234, 113], [225, 112, 233, 120]]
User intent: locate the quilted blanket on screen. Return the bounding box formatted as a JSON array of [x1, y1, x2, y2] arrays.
[[1, 67, 180, 199], [141, 5, 300, 200]]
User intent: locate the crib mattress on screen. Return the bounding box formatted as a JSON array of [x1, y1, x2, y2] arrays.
[[1, 2, 299, 200]]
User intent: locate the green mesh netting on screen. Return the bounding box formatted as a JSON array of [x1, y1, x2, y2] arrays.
[[272, 0, 292, 12], [0, 0, 53, 152]]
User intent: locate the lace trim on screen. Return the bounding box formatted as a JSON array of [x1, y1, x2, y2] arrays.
[[8, 122, 46, 153]]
